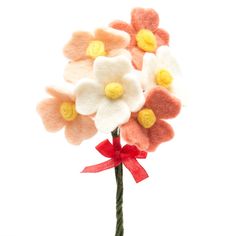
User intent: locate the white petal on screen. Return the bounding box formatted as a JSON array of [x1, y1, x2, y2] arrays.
[[121, 71, 145, 112], [74, 79, 103, 115], [64, 60, 94, 84], [143, 53, 158, 79], [156, 46, 180, 75], [93, 55, 132, 85], [95, 99, 130, 133], [142, 53, 158, 90]]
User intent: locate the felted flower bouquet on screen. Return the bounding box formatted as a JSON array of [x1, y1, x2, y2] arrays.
[[37, 7, 182, 236]]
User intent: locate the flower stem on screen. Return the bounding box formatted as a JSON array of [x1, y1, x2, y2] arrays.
[[112, 128, 124, 236]]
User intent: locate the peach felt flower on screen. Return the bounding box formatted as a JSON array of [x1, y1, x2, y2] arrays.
[[63, 27, 130, 83], [37, 87, 97, 145], [110, 7, 169, 70], [121, 87, 181, 152]]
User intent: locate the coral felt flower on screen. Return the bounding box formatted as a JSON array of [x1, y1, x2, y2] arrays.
[[110, 7, 169, 69], [37, 87, 97, 145], [142, 46, 180, 94], [121, 87, 181, 152], [63, 27, 130, 83], [74, 55, 145, 133]]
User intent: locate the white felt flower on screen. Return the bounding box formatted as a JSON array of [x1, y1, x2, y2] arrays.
[[142, 46, 181, 94], [74, 55, 145, 133]]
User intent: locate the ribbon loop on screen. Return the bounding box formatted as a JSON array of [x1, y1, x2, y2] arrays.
[[96, 139, 114, 158], [82, 139, 149, 183]]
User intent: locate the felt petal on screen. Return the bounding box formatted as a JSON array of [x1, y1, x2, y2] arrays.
[[121, 118, 150, 151], [37, 98, 65, 132], [46, 87, 74, 101], [63, 31, 94, 61], [75, 79, 103, 115], [64, 60, 94, 84], [64, 115, 97, 145], [108, 48, 131, 59], [156, 46, 180, 75], [110, 20, 136, 47], [145, 87, 181, 119], [131, 47, 145, 70], [93, 56, 132, 85], [148, 120, 174, 152], [131, 8, 159, 32], [142, 53, 158, 90], [155, 29, 169, 46], [95, 27, 130, 51], [95, 99, 130, 133], [121, 72, 145, 112]]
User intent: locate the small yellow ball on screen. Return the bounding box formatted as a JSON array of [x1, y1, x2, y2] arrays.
[[136, 29, 157, 52], [137, 108, 156, 129], [86, 40, 106, 59], [156, 69, 173, 88], [60, 102, 77, 121], [104, 82, 124, 100]]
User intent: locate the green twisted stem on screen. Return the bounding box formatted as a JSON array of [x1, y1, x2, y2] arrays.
[[112, 128, 124, 236]]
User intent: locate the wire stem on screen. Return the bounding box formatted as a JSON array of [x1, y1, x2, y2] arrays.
[[112, 128, 124, 236]]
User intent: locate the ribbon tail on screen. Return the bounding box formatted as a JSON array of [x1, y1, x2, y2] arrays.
[[123, 158, 149, 183], [82, 159, 121, 173]]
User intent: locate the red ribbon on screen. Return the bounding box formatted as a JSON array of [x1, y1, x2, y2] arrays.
[[82, 137, 149, 183]]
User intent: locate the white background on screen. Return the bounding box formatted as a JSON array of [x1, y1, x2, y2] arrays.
[[0, 0, 236, 235]]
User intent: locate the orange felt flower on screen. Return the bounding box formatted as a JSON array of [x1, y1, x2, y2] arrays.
[[121, 87, 181, 152], [37, 87, 97, 145], [110, 8, 169, 69], [63, 28, 130, 83]]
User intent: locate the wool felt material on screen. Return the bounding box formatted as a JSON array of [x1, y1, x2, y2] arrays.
[[37, 87, 97, 145], [121, 87, 181, 151], [37, 7, 183, 236], [64, 59, 94, 84], [63, 28, 130, 83], [74, 55, 145, 133], [142, 46, 180, 94], [64, 49, 132, 84], [110, 7, 169, 69]]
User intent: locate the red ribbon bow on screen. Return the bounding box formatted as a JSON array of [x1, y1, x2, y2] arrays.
[[82, 137, 149, 183]]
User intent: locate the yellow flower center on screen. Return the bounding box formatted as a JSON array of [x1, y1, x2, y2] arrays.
[[86, 40, 106, 59], [104, 82, 124, 100], [60, 102, 77, 121], [136, 29, 157, 52], [137, 108, 156, 129], [155, 69, 173, 88]]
